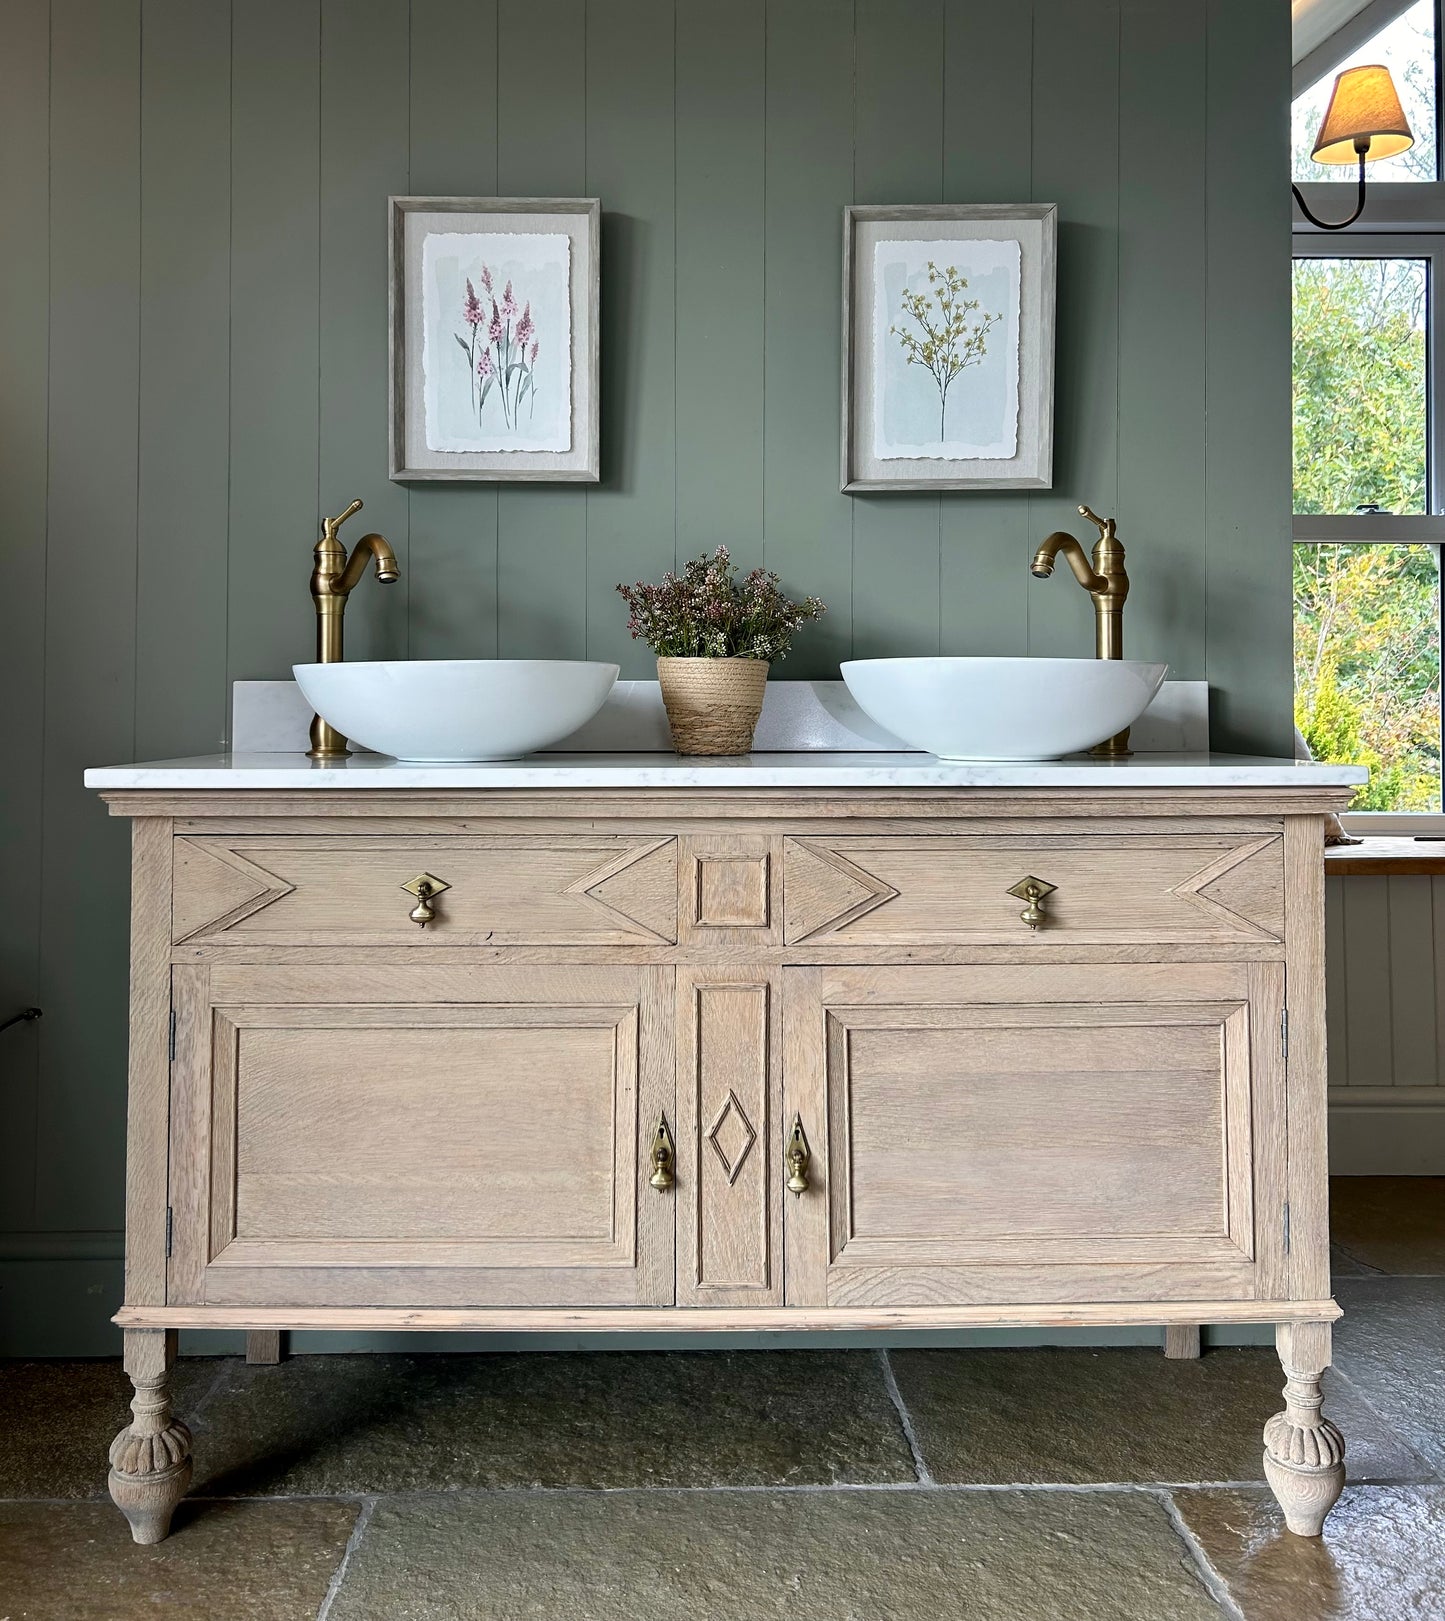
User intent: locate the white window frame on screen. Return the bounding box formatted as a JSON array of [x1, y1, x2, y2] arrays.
[[1292, 0, 1445, 830]]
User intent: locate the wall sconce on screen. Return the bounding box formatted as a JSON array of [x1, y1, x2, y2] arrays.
[[1292, 62, 1414, 230]]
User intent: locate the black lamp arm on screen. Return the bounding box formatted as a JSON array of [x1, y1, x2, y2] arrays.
[[1291, 149, 1369, 232]]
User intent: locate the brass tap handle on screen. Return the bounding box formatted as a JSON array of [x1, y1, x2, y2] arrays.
[[401, 872, 451, 928], [1078, 503, 1115, 543], [1006, 875, 1057, 931], [649, 1116, 677, 1191], [322, 498, 364, 542], [785, 1115, 811, 1196]]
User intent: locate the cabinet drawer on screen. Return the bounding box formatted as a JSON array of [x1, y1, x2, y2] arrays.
[[782, 832, 1284, 946], [172, 835, 678, 947]]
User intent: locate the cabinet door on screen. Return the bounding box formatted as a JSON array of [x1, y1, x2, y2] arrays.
[[782, 963, 1282, 1309], [168, 963, 674, 1308]]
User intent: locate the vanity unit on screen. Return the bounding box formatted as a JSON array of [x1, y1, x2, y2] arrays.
[[86, 751, 1361, 1543]]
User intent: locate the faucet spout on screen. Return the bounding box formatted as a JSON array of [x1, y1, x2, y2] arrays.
[[335, 533, 401, 595], [1031, 532, 1105, 592]]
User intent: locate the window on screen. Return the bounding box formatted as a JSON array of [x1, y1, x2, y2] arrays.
[[1292, 2, 1445, 828]]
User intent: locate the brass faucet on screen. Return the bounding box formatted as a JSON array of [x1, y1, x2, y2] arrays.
[[1030, 504, 1131, 756], [307, 498, 400, 759]]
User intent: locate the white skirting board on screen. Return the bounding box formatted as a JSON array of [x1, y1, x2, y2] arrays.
[[1328, 1089, 1445, 1175], [232, 676, 1211, 755]]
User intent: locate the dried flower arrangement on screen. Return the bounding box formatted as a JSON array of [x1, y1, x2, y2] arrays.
[[616, 548, 826, 756], [617, 547, 825, 662]]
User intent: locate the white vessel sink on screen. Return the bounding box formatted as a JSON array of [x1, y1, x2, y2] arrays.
[[840, 657, 1168, 761], [294, 659, 620, 762]]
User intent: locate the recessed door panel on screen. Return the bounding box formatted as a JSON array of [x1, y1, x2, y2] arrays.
[[784, 963, 1281, 1307], [169, 964, 675, 1308]]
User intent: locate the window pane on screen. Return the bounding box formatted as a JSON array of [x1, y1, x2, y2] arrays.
[[1295, 543, 1442, 811], [1293, 257, 1428, 515], [1292, 0, 1437, 183]]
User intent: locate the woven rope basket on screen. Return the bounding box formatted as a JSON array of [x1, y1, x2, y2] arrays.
[[656, 657, 770, 755]]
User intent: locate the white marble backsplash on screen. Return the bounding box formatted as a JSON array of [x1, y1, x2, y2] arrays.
[[232, 676, 1209, 756]]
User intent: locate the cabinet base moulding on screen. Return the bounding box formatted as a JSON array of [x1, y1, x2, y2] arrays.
[[115, 1301, 1342, 1335]]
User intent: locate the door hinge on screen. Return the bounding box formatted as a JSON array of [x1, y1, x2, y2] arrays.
[[168, 1007, 176, 1062], [165, 1204, 173, 1259], [1280, 1007, 1289, 1059], [1283, 1200, 1291, 1255]]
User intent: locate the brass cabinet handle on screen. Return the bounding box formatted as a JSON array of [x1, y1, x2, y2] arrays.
[[1006, 875, 1057, 931], [785, 1115, 811, 1196], [401, 872, 450, 928], [649, 1115, 676, 1191]]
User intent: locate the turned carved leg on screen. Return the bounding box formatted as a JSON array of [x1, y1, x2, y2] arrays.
[[108, 1328, 192, 1545], [1263, 1321, 1345, 1537]]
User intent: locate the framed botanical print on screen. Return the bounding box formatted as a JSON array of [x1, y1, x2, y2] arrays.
[[841, 203, 1056, 491], [389, 196, 600, 482]]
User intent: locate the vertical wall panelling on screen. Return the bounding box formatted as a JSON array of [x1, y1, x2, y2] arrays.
[[674, 0, 766, 575], [227, 0, 321, 685], [1205, 0, 1293, 756], [39, 0, 142, 1229], [1116, 0, 1207, 679], [1325, 879, 1349, 1089], [407, 0, 502, 661], [1384, 876, 1438, 1085], [1435, 880, 1445, 1083], [584, 0, 678, 673], [0, 0, 51, 1236], [1027, 0, 1120, 661], [136, 0, 233, 759], [938, 0, 1032, 658], [850, 0, 944, 661], [1342, 877, 1393, 1086], [319, 0, 411, 664], [495, 0, 589, 658], [761, 0, 854, 676]]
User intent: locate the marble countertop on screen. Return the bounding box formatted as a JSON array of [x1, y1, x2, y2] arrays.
[[85, 751, 1369, 791]]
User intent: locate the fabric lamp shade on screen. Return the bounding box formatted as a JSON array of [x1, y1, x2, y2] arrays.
[[1311, 63, 1415, 164]]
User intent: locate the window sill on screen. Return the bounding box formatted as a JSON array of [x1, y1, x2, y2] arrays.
[[1325, 836, 1445, 875]]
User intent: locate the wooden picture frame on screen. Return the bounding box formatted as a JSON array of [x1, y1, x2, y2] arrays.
[[841, 203, 1057, 492], [389, 196, 600, 482]]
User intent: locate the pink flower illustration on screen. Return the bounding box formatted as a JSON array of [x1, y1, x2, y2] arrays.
[[455, 266, 545, 432]]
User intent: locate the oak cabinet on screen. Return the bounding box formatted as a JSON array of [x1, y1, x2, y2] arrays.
[[99, 788, 1351, 1544]]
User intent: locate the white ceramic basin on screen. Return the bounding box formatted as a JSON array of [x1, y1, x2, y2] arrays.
[[840, 657, 1168, 761], [293, 659, 620, 761]]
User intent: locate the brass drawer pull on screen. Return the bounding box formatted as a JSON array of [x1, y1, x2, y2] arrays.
[[785, 1115, 811, 1196], [401, 872, 451, 928], [649, 1115, 676, 1191], [1007, 875, 1056, 931]]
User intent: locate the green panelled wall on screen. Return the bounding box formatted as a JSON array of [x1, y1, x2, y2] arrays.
[[0, 0, 1292, 1352]]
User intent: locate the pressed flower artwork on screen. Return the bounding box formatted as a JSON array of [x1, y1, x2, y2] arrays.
[[421, 230, 572, 454], [870, 237, 1021, 462]]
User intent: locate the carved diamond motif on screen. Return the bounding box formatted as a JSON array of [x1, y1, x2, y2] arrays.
[[705, 1090, 758, 1185]]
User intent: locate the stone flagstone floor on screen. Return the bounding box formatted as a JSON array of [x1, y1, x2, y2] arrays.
[[0, 1176, 1441, 1620]]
